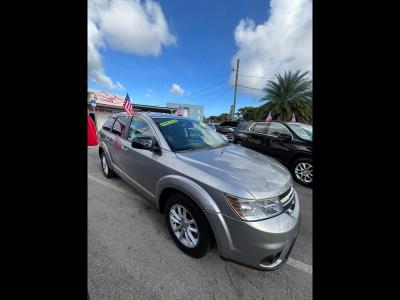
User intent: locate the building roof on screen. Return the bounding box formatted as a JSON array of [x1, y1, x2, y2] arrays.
[[88, 89, 176, 111]]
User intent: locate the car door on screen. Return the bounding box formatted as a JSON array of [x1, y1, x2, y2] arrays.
[[118, 116, 165, 199], [98, 115, 119, 164], [264, 122, 293, 162], [108, 115, 130, 168], [246, 123, 269, 152]]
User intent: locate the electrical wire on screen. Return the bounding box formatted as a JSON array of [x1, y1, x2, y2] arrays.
[[173, 76, 231, 101], [238, 74, 274, 80], [200, 86, 233, 100], [237, 84, 265, 91]]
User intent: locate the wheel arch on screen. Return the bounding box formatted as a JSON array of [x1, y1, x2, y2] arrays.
[[156, 175, 220, 214], [288, 151, 313, 168]]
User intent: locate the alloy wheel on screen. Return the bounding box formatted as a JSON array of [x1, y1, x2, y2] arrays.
[[169, 204, 199, 248], [294, 162, 313, 183]]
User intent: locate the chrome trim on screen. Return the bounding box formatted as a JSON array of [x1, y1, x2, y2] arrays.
[[249, 122, 294, 139]]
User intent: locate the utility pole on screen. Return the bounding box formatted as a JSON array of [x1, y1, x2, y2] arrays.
[[232, 58, 240, 119]]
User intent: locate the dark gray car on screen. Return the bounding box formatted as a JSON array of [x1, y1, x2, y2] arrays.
[[98, 112, 300, 270]]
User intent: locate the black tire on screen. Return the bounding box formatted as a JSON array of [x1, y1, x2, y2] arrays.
[[165, 193, 212, 258], [100, 152, 116, 178], [291, 157, 313, 187]]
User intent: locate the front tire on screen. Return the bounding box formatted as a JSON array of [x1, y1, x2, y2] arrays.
[[165, 193, 212, 258], [291, 158, 313, 187]]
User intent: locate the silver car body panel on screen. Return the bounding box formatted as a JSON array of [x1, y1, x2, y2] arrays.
[[98, 112, 300, 270]]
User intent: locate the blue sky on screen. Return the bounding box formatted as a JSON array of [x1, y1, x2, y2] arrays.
[[88, 0, 312, 117]]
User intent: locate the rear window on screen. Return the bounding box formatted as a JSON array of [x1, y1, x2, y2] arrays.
[[102, 115, 115, 132]]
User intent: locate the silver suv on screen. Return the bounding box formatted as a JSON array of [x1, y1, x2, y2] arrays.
[[98, 112, 300, 270]]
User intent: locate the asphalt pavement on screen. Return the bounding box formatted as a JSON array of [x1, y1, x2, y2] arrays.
[[88, 146, 312, 299]]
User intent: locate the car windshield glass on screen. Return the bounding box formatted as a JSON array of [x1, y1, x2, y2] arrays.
[[153, 117, 229, 152], [287, 123, 313, 141]]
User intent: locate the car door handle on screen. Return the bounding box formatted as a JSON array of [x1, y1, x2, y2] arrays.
[[105, 137, 112, 142], [121, 145, 129, 151]]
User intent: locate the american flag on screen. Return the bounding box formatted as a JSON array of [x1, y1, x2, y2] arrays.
[[266, 110, 273, 122], [291, 113, 296, 122], [174, 104, 184, 116], [123, 93, 134, 116]]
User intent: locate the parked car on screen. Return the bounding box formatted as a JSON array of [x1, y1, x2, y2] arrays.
[[233, 121, 253, 142], [215, 125, 235, 142], [98, 112, 300, 270], [219, 120, 240, 128], [234, 121, 313, 187]]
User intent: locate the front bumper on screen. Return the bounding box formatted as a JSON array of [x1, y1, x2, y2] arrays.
[[205, 191, 300, 270]]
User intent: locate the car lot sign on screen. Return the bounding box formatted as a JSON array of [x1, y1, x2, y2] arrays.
[[90, 99, 97, 107]]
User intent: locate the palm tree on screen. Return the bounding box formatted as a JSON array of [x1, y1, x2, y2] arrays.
[[259, 70, 312, 122]]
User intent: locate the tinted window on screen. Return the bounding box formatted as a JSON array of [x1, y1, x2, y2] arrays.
[[127, 117, 155, 141], [267, 123, 291, 136], [252, 123, 268, 133], [236, 122, 251, 130], [111, 116, 129, 137], [102, 115, 115, 132]]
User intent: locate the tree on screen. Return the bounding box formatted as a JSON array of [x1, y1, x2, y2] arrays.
[[218, 113, 231, 122], [235, 106, 257, 121], [205, 113, 232, 123], [260, 70, 312, 122]]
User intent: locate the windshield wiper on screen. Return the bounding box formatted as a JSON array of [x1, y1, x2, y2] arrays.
[[175, 145, 213, 152]]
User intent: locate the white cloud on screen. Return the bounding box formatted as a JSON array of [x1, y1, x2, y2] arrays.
[[88, 0, 176, 90], [170, 83, 185, 96], [231, 0, 312, 97]]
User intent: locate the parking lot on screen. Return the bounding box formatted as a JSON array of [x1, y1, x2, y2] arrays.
[[88, 146, 312, 299]]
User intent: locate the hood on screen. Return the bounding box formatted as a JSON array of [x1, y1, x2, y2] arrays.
[[176, 144, 292, 199]]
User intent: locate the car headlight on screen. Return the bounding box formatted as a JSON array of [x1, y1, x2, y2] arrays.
[[225, 194, 284, 221]]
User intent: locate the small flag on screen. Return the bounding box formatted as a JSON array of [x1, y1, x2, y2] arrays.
[[175, 104, 184, 116], [123, 93, 134, 116], [266, 110, 273, 122], [291, 113, 296, 122]]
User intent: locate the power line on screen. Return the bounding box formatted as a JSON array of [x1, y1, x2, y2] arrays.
[[201, 86, 233, 100], [231, 69, 274, 80], [237, 84, 265, 91], [238, 73, 274, 80], [172, 76, 231, 101]]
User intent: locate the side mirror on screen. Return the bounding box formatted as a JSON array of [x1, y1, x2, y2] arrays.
[[277, 133, 291, 141], [131, 136, 161, 153]]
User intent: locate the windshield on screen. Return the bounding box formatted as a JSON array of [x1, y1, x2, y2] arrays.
[[287, 123, 313, 141], [153, 117, 229, 151]]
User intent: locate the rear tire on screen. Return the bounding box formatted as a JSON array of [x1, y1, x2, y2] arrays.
[[165, 193, 212, 258], [100, 152, 116, 178], [291, 158, 313, 187]]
